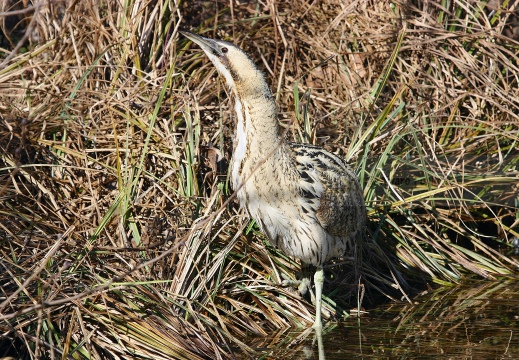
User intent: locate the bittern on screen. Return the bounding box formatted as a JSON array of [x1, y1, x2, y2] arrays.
[[181, 31, 366, 329]]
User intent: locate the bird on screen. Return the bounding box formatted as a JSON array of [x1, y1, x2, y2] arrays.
[[181, 31, 366, 330]]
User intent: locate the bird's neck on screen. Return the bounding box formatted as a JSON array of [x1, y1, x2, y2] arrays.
[[230, 73, 284, 191], [233, 73, 282, 151]]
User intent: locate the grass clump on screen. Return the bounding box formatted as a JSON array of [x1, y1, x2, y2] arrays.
[[0, 0, 518, 358]]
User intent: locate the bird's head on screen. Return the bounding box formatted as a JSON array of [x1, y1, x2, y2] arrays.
[[181, 31, 266, 94]]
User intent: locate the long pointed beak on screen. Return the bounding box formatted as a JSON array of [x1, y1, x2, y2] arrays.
[[180, 31, 222, 56]]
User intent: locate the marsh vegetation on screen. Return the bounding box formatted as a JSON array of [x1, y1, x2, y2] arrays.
[[1, 0, 518, 358]]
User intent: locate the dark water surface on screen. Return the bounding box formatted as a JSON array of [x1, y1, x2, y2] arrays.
[[245, 280, 519, 359]]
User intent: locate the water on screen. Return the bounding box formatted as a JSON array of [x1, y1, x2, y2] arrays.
[[244, 280, 519, 359]]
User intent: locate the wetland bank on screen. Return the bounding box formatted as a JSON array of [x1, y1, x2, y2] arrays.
[[1, 1, 518, 359]]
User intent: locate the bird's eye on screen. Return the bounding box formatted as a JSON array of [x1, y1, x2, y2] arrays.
[[222, 47, 228, 53]]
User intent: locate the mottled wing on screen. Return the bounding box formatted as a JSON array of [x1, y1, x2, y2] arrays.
[[289, 143, 366, 238]]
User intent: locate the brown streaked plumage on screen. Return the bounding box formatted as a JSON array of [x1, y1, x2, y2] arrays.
[[181, 31, 366, 329]]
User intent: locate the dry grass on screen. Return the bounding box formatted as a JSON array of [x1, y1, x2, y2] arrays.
[[1, 0, 518, 358]]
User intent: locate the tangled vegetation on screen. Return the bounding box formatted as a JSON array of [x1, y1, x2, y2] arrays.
[[1, 0, 518, 358]]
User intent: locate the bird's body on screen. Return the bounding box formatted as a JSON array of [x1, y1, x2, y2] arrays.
[[182, 31, 366, 329], [234, 140, 364, 267]]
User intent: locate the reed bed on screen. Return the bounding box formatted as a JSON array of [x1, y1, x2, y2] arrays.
[[1, 0, 518, 358]]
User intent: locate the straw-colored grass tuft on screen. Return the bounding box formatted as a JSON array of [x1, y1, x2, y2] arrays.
[[1, 0, 518, 358]]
